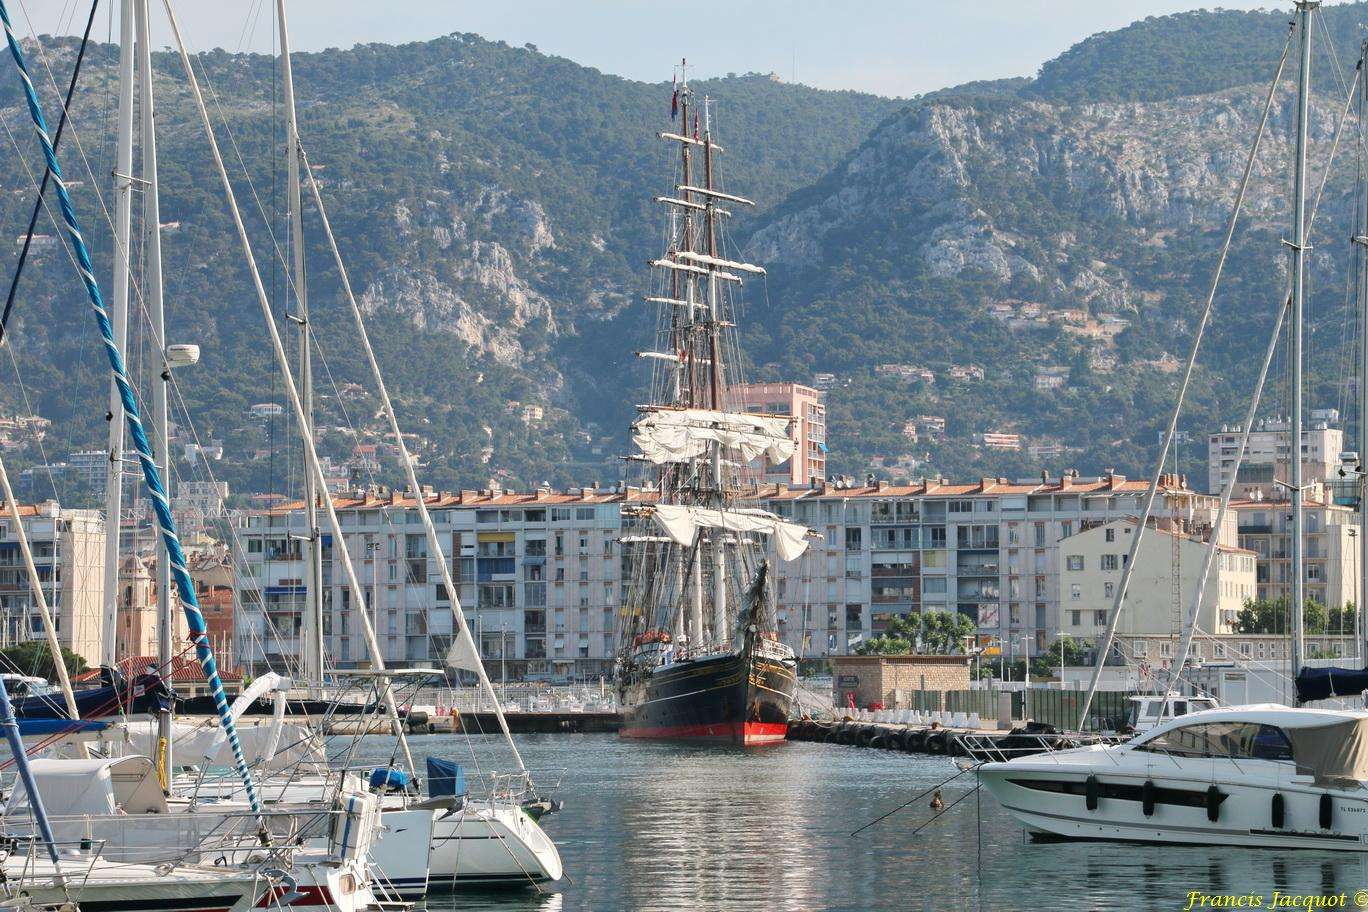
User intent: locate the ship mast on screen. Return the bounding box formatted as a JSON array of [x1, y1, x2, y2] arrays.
[[1289, 0, 1316, 681], [632, 62, 777, 655], [701, 96, 728, 644]]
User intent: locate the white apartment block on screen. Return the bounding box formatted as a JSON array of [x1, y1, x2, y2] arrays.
[[236, 487, 628, 679], [1058, 518, 1255, 644], [1207, 418, 1343, 496], [0, 502, 105, 664], [765, 473, 1232, 659], [1233, 498, 1358, 610], [234, 473, 1234, 678]]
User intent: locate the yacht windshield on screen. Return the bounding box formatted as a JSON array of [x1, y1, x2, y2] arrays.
[[1136, 721, 1294, 761]]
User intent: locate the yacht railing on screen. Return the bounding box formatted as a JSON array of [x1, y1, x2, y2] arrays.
[[954, 732, 1129, 766]]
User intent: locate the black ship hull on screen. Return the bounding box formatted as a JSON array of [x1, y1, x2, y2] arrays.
[[618, 645, 796, 746]]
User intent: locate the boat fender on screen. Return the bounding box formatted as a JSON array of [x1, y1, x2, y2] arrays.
[[1142, 780, 1156, 817], [1085, 775, 1099, 812], [1205, 785, 1221, 823], [1320, 793, 1333, 830], [1271, 792, 1285, 829], [927, 732, 948, 755]]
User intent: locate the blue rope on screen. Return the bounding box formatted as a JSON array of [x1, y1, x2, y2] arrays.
[[0, 4, 262, 816]]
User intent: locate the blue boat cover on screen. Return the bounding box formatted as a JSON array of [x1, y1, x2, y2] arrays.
[[16, 718, 106, 736], [1296, 666, 1368, 703], [368, 767, 411, 792], [426, 756, 466, 798]]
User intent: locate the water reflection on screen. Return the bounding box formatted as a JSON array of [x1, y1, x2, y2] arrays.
[[357, 733, 1368, 912]]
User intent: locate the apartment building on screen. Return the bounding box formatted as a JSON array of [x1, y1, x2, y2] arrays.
[[235, 473, 1230, 677], [1233, 497, 1358, 609], [235, 486, 630, 679], [732, 382, 826, 486], [765, 473, 1229, 659], [1057, 518, 1255, 644], [1207, 417, 1343, 496], [0, 502, 105, 664]]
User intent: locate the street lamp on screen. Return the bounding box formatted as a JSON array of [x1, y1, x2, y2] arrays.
[[1020, 634, 1031, 719]]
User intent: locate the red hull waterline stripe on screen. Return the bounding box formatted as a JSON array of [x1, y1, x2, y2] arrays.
[[621, 721, 788, 745]]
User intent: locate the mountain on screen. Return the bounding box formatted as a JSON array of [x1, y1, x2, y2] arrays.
[[4, 5, 1368, 506], [740, 4, 1368, 485], [0, 32, 899, 501]]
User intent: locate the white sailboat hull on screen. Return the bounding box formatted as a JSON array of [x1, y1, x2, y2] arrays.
[[426, 803, 564, 888], [0, 860, 262, 912]]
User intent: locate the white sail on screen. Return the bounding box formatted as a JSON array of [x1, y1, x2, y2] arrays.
[[632, 407, 795, 466], [651, 504, 810, 562], [674, 251, 766, 275]]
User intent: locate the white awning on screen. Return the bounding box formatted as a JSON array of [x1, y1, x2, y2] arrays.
[[632, 408, 795, 466], [652, 504, 811, 562]]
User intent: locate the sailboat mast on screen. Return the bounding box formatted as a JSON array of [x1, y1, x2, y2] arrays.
[[100, 0, 135, 667], [1289, 0, 1316, 682], [276, 0, 323, 689], [135, 0, 173, 777], [1360, 39, 1368, 664]]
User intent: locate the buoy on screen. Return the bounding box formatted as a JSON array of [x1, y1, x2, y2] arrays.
[[1320, 793, 1334, 830], [1142, 780, 1156, 817], [930, 789, 945, 812], [1085, 775, 1099, 812], [1205, 785, 1221, 823], [1271, 793, 1285, 829]]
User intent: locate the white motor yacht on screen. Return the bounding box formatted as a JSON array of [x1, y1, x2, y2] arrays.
[[978, 704, 1368, 850]]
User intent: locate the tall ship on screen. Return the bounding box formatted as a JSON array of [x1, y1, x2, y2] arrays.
[[615, 63, 812, 746]]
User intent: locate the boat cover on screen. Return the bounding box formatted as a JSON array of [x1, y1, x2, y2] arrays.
[[1287, 717, 1368, 786], [426, 756, 466, 798], [1295, 666, 1368, 703], [369, 767, 411, 792], [13, 756, 168, 819]]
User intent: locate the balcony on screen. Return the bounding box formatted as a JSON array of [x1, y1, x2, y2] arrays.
[[957, 562, 998, 576]]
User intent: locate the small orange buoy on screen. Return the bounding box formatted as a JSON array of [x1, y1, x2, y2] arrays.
[[930, 789, 945, 812]]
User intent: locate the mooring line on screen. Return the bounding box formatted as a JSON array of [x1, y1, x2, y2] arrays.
[[850, 763, 976, 837]]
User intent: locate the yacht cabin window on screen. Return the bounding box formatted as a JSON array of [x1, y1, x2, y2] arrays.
[[1137, 722, 1294, 761]]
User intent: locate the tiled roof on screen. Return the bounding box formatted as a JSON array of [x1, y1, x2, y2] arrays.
[[261, 475, 1195, 515], [74, 654, 242, 685]]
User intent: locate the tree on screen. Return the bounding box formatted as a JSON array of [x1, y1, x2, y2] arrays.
[[0, 641, 88, 684], [1031, 636, 1089, 678], [853, 611, 975, 655], [1234, 597, 1336, 635]]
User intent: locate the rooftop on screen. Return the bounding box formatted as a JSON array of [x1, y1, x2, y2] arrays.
[[258, 472, 1197, 515]]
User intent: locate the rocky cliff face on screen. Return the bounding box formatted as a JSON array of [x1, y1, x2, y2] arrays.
[[750, 86, 1340, 301], [359, 190, 558, 366], [740, 78, 1356, 483]]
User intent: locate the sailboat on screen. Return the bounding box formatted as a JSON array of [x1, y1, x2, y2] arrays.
[[978, 1, 1368, 851], [154, 0, 564, 890], [614, 63, 811, 746]]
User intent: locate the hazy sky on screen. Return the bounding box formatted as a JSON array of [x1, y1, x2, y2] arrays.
[[27, 1, 1291, 98]]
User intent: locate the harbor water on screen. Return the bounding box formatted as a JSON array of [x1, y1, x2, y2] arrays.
[[358, 733, 1368, 911]]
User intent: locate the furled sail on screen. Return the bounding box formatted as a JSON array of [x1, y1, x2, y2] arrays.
[[633, 407, 795, 466], [651, 503, 810, 561]]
